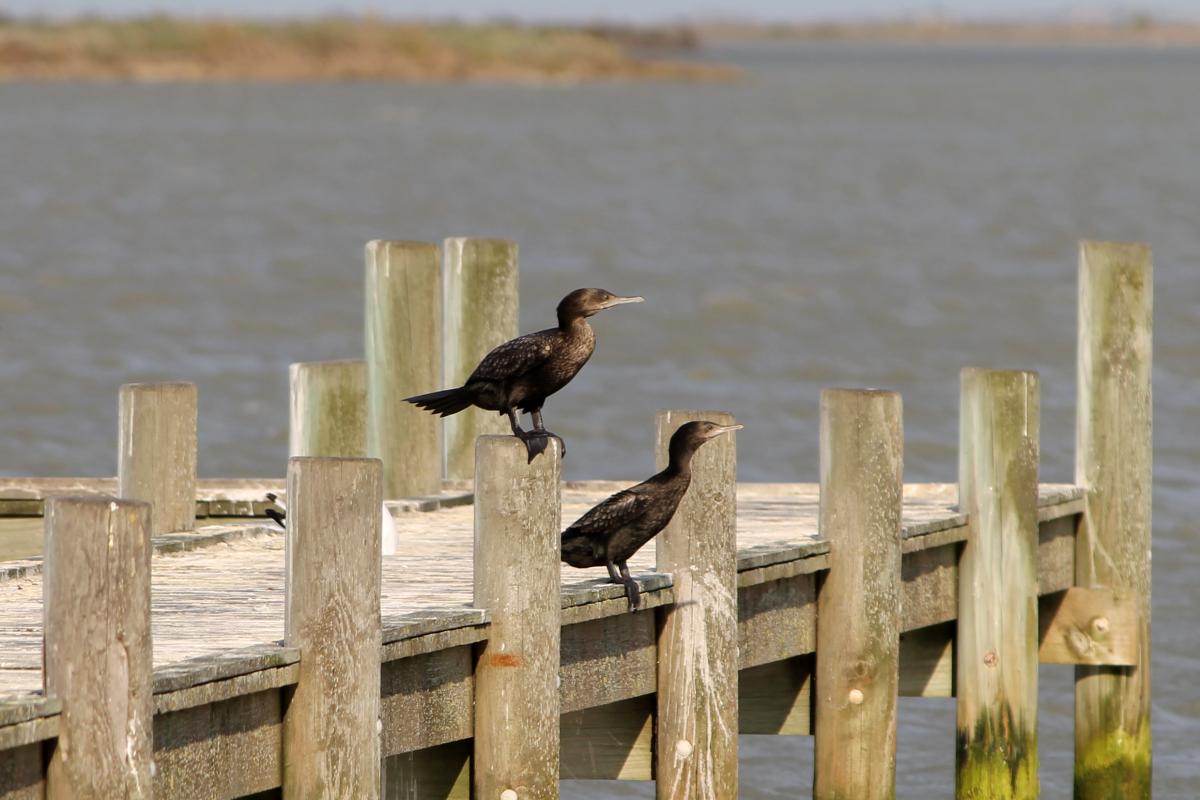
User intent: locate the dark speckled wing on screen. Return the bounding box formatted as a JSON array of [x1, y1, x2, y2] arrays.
[[467, 329, 557, 384], [560, 485, 656, 568]]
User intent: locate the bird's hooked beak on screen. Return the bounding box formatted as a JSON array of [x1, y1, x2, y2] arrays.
[[705, 423, 744, 439], [599, 294, 644, 309]]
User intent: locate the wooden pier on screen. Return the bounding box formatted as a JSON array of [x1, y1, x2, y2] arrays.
[[0, 239, 1151, 799]]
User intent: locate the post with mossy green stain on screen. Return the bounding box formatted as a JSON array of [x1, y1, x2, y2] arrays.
[[289, 359, 368, 457], [956, 369, 1040, 799], [813, 389, 903, 800], [365, 240, 442, 499], [443, 237, 518, 482], [1074, 241, 1153, 799]]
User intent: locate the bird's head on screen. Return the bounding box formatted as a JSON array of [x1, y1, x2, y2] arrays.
[[668, 419, 743, 465], [557, 288, 644, 325]]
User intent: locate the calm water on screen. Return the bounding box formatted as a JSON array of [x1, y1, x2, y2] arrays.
[[1, 42, 1196, 796]]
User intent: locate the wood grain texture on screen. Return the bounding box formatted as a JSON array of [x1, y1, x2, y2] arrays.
[[383, 740, 470, 800], [119, 382, 197, 534], [654, 409, 739, 800], [44, 496, 153, 799], [560, 696, 653, 780], [956, 367, 1040, 799], [442, 238, 519, 481], [380, 646, 474, 755], [0, 743, 42, 800], [739, 656, 812, 735], [283, 457, 383, 799], [1039, 587, 1136, 666], [561, 612, 656, 714], [289, 360, 368, 458], [1074, 240, 1153, 799], [365, 240, 442, 498], [814, 389, 903, 800], [472, 435, 562, 799], [899, 623, 954, 698]]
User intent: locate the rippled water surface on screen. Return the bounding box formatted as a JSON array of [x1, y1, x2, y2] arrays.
[[1, 43, 1197, 797]]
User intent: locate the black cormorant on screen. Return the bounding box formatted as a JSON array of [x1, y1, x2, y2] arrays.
[[560, 420, 742, 610], [404, 288, 643, 460]]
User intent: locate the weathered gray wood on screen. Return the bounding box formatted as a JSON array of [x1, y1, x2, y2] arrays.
[[1074, 240, 1153, 798], [561, 613, 656, 714], [283, 457, 383, 799], [383, 740, 470, 800], [1038, 514, 1078, 594], [443, 238, 519, 481], [813, 389, 903, 800], [1039, 587, 1137, 666], [739, 656, 812, 735], [737, 574, 816, 669], [0, 743, 43, 800], [899, 622, 955, 698], [956, 369, 1040, 798], [119, 382, 197, 534], [472, 435, 562, 799], [289, 359, 368, 457], [560, 696, 654, 780], [365, 240, 442, 498], [654, 409, 739, 800], [44, 496, 153, 799], [380, 647, 474, 755]]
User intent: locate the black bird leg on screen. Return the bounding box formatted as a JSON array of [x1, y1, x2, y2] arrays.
[[530, 408, 566, 458], [605, 557, 621, 584], [506, 407, 559, 463], [617, 560, 640, 611]]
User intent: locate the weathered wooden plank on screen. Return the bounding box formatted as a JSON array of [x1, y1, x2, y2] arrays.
[[154, 689, 282, 800], [384, 740, 471, 800], [901, 542, 959, 631], [289, 359, 367, 458], [737, 573, 816, 669], [44, 496, 154, 799], [0, 742, 42, 800], [899, 622, 955, 698], [283, 457, 383, 799], [654, 410, 740, 800], [119, 382, 198, 534], [561, 612, 656, 714], [955, 368, 1040, 799], [1038, 513, 1078, 595], [443, 237, 519, 481], [1074, 240, 1153, 798], [738, 656, 812, 735], [813, 389, 903, 800], [365, 240, 442, 498], [560, 695, 654, 780], [1039, 587, 1137, 666], [472, 435, 562, 799], [381, 647, 474, 755]]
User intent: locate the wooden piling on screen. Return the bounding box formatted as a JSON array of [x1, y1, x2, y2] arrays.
[[813, 389, 903, 800], [118, 381, 197, 534], [283, 457, 384, 799], [443, 238, 518, 481], [1074, 241, 1153, 798], [365, 240, 442, 498], [956, 369, 1040, 799], [654, 409, 739, 800], [472, 435, 562, 800], [289, 359, 368, 457], [44, 496, 153, 799]]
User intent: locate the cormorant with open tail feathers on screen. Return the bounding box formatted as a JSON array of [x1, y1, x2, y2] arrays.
[[560, 420, 743, 610], [404, 288, 643, 461]]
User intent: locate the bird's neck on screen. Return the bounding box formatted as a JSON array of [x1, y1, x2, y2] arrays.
[[558, 313, 592, 337], [662, 446, 699, 479]]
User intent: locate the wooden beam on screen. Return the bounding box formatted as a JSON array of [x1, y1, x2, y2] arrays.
[[956, 369, 1040, 798], [118, 381, 197, 534], [813, 389, 903, 800], [383, 740, 470, 800], [442, 237, 518, 481], [899, 622, 954, 698], [1039, 587, 1137, 666], [1074, 240, 1153, 798], [655, 409, 740, 800], [289, 359, 367, 458], [365, 240, 442, 498], [739, 656, 812, 735], [472, 435, 562, 799], [44, 496, 153, 799], [283, 457, 383, 798], [560, 696, 653, 781]]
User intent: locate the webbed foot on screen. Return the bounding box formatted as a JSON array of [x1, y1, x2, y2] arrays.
[[515, 429, 565, 463]]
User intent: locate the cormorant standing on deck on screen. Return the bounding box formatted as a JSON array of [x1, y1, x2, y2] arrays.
[[560, 420, 742, 610], [404, 288, 643, 461]]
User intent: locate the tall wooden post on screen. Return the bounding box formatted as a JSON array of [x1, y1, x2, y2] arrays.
[[284, 457, 383, 799], [654, 409, 739, 800], [44, 496, 153, 799], [443, 238, 518, 481], [813, 389, 903, 800], [957, 369, 1040, 798], [1074, 240, 1153, 798], [365, 240, 442, 498], [289, 359, 368, 457], [472, 435, 562, 799], [119, 381, 197, 534]]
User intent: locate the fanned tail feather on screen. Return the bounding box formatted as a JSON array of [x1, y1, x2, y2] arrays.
[[404, 387, 473, 417]]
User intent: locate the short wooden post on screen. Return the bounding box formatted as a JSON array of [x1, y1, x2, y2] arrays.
[[289, 359, 368, 457], [1074, 241, 1153, 798], [443, 237, 519, 481], [956, 369, 1040, 798], [44, 496, 153, 799], [472, 435, 562, 800], [284, 457, 384, 799], [654, 409, 739, 800], [118, 381, 197, 534], [813, 389, 903, 800], [365, 240, 442, 498]]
